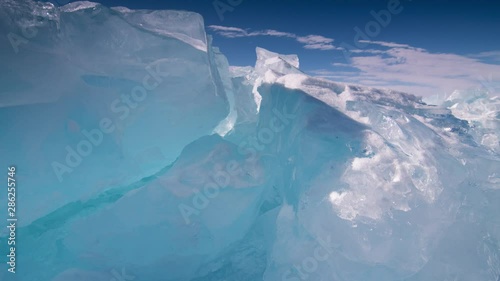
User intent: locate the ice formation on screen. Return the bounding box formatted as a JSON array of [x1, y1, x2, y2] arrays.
[[0, 0, 499, 280]]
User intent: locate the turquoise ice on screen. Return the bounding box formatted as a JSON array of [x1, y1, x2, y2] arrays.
[[0, 1, 499, 280]]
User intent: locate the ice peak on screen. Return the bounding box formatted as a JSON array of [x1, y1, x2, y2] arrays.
[[60, 1, 99, 12], [256, 47, 300, 69], [255, 48, 302, 82]]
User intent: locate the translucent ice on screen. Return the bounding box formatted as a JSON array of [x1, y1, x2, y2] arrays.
[[0, 0, 228, 226], [0, 1, 499, 281]]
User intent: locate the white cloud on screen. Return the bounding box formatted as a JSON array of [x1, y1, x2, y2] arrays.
[[208, 25, 336, 51], [260, 29, 296, 38], [358, 40, 422, 50], [329, 40, 500, 98], [296, 35, 339, 50], [302, 43, 336, 50], [469, 51, 500, 62], [208, 25, 246, 33]]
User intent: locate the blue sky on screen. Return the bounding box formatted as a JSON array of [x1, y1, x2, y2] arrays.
[[52, 0, 500, 98]]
